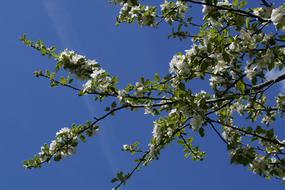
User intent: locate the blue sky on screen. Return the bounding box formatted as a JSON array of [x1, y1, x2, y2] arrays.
[[0, 0, 284, 189]]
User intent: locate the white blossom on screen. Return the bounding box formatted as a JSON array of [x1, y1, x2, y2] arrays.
[[144, 105, 153, 115], [160, 0, 188, 24], [169, 108, 177, 116], [49, 140, 57, 153], [191, 114, 204, 131], [82, 80, 92, 93], [71, 54, 85, 64], [169, 54, 189, 75], [249, 155, 270, 176], [271, 5, 285, 30], [87, 59, 98, 66], [122, 144, 129, 151], [152, 121, 162, 143], [209, 75, 225, 87], [59, 49, 75, 61], [212, 57, 228, 74], [253, 7, 272, 19], [117, 89, 127, 101], [245, 65, 260, 80], [56, 127, 70, 137], [167, 127, 173, 137]]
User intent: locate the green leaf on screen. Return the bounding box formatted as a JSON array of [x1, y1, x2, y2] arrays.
[[50, 81, 58, 87], [222, 52, 231, 62], [177, 139, 184, 145], [111, 178, 118, 183], [236, 80, 245, 93], [79, 135, 86, 143], [154, 73, 160, 82], [78, 91, 85, 96], [233, 0, 238, 7], [59, 77, 67, 85], [34, 71, 40, 77], [187, 137, 193, 143], [54, 154, 62, 161], [41, 47, 47, 55], [239, 0, 247, 8], [111, 101, 117, 109], [246, 17, 250, 29], [199, 128, 205, 137]]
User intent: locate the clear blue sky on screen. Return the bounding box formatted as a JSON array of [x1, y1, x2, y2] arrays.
[[0, 0, 284, 189]]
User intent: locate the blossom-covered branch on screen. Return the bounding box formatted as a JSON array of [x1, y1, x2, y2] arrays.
[[22, 0, 285, 189]]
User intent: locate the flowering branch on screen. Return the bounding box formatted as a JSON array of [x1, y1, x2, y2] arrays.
[[183, 0, 267, 22], [22, 0, 285, 188]]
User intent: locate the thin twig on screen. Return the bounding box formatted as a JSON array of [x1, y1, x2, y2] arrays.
[[206, 119, 229, 145]]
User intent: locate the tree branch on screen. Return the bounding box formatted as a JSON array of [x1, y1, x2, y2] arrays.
[[114, 119, 192, 189], [247, 73, 285, 93], [183, 0, 267, 22], [261, 0, 272, 7], [206, 119, 229, 145], [209, 119, 285, 147], [179, 133, 201, 159], [38, 73, 171, 101]]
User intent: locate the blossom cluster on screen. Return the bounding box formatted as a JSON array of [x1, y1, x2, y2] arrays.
[[160, 0, 188, 24], [253, 7, 273, 19], [146, 114, 179, 163], [169, 53, 188, 76], [230, 146, 285, 180], [117, 3, 157, 26], [58, 49, 114, 93], [23, 127, 78, 168], [146, 91, 210, 163], [148, 120, 165, 162], [58, 49, 98, 80], [47, 127, 78, 160], [116, 0, 190, 26], [23, 124, 99, 168], [202, 0, 230, 26], [271, 4, 285, 31]]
